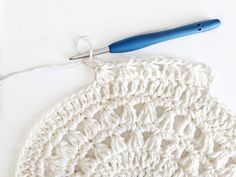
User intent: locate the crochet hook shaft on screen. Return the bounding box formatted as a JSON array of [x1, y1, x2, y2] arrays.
[[69, 19, 220, 60]]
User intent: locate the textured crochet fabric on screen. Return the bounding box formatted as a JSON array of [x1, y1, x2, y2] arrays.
[[16, 57, 236, 177]]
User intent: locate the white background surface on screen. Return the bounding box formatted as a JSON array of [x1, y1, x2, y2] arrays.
[[1, 0, 236, 176]]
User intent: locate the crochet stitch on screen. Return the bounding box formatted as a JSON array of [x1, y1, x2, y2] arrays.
[[16, 57, 236, 177]]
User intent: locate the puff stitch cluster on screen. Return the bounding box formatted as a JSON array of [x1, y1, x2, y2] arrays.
[[16, 57, 236, 177]]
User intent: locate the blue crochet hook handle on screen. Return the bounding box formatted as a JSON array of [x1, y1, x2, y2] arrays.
[[69, 19, 220, 60]]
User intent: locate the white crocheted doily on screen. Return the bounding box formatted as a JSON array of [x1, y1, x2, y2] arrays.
[[16, 57, 236, 177]]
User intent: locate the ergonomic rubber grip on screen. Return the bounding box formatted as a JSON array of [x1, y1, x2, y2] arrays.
[[109, 19, 220, 53]]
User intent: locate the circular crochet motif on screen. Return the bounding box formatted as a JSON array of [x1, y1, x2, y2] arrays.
[[16, 57, 236, 177]]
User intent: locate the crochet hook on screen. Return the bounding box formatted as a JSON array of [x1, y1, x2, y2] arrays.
[[69, 19, 220, 60]]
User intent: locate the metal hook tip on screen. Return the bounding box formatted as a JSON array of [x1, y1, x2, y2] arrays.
[[68, 47, 109, 60]]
